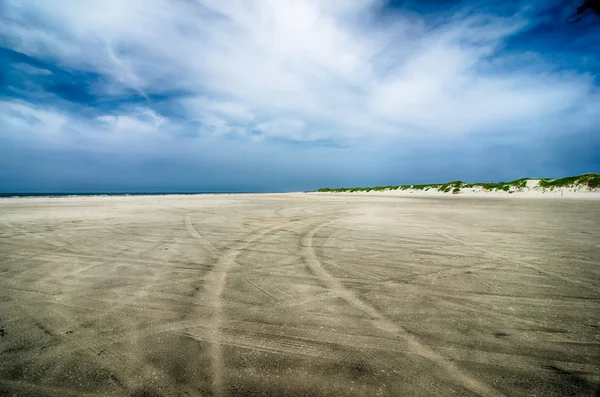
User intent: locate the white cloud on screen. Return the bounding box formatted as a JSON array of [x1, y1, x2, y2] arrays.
[[255, 119, 308, 140], [0, 101, 172, 152], [97, 108, 166, 133], [14, 63, 53, 75], [0, 101, 68, 137], [184, 97, 255, 123], [0, 0, 598, 145]]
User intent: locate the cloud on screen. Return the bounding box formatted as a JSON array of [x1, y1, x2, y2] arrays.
[[97, 108, 167, 133], [2, 0, 596, 140], [255, 119, 307, 141], [13, 63, 52, 75], [0, 100, 68, 140], [0, 100, 172, 153], [0, 0, 598, 191]]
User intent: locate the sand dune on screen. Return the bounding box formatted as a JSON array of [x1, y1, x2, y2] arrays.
[[315, 174, 600, 198]]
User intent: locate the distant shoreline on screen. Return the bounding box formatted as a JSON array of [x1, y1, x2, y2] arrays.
[[0, 192, 263, 199]]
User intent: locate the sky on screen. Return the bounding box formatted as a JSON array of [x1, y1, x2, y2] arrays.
[[1, 0, 599, 193]]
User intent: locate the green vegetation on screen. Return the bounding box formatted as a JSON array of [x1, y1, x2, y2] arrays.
[[539, 173, 600, 189], [316, 173, 599, 193]]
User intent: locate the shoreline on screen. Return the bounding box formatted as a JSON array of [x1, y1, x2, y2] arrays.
[[1, 191, 600, 203], [0, 192, 277, 201]]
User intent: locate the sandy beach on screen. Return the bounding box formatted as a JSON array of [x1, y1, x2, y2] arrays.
[[1, 194, 599, 396]]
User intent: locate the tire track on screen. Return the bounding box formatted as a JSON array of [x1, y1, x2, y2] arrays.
[[301, 219, 504, 397], [2, 213, 205, 396], [0, 251, 201, 274], [246, 277, 293, 302], [273, 291, 339, 309], [327, 261, 385, 281], [2, 209, 175, 277], [0, 379, 111, 397], [405, 262, 507, 283], [184, 327, 349, 361], [435, 346, 600, 375], [1, 221, 84, 257], [427, 294, 559, 330], [411, 221, 598, 290], [9, 302, 178, 396], [185, 212, 324, 397], [3, 210, 124, 258]]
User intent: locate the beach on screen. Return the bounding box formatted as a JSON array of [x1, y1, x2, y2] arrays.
[[1, 194, 599, 396]]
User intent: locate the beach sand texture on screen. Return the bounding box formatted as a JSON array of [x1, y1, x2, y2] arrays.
[[1, 194, 599, 396]]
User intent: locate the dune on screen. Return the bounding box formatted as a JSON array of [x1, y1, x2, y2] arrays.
[[315, 173, 600, 199]]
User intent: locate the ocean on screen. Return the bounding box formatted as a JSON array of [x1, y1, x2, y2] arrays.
[[0, 192, 252, 198]]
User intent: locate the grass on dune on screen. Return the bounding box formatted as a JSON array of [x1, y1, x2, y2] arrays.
[[316, 173, 599, 193]]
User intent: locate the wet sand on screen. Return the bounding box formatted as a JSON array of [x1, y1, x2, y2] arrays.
[[1, 194, 599, 396]]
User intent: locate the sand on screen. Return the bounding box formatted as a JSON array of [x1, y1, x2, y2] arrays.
[[1, 194, 599, 396]]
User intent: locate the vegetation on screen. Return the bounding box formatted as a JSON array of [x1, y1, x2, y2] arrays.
[[539, 173, 600, 189], [316, 173, 599, 193]]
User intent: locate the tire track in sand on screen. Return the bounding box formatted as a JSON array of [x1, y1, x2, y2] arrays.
[[301, 219, 504, 397], [185, 213, 318, 397], [411, 221, 598, 290], [185, 214, 235, 397]]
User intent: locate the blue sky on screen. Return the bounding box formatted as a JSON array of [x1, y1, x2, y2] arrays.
[[1, 0, 599, 192]]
